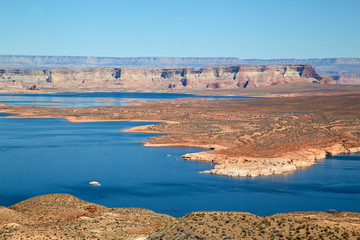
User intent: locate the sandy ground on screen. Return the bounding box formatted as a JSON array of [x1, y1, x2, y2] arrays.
[[1, 194, 359, 239]]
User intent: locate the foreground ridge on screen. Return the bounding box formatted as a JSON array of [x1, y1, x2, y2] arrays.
[[1, 194, 360, 239], [1, 194, 174, 239]]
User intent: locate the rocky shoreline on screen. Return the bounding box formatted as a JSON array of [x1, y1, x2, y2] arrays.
[[132, 135, 360, 177], [185, 144, 360, 177]]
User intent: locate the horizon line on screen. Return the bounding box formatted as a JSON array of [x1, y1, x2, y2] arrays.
[[0, 54, 359, 60]]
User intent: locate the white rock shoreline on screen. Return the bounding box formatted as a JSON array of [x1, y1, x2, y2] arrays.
[[182, 144, 360, 177]]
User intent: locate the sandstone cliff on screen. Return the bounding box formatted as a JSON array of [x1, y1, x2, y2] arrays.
[[1, 55, 359, 76], [0, 65, 332, 92], [325, 73, 360, 85], [242, 58, 360, 75]]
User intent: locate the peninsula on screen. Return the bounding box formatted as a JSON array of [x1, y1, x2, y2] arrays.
[[1, 87, 359, 177]]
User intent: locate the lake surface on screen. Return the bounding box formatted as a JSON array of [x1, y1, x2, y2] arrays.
[[0, 92, 256, 108], [0, 93, 359, 217]]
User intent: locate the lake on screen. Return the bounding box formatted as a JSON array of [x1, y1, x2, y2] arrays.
[[0, 92, 256, 108], [0, 93, 359, 217]]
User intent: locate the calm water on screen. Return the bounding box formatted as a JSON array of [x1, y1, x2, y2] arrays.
[[0, 93, 359, 217], [0, 92, 256, 108]]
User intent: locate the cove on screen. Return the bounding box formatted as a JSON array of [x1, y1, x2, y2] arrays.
[[0, 93, 359, 218]]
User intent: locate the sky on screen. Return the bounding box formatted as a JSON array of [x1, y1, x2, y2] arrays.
[[0, 0, 359, 59]]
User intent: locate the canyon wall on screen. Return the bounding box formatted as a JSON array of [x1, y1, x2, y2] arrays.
[[242, 58, 360, 74], [324, 73, 360, 85], [1, 55, 359, 86], [0, 65, 332, 92], [1, 55, 359, 75]]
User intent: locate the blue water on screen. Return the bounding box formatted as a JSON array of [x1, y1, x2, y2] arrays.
[[0, 92, 257, 108], [0, 94, 359, 217]]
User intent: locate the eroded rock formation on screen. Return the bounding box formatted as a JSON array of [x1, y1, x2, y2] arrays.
[[0, 65, 333, 92], [1, 55, 360, 75], [325, 73, 360, 85]]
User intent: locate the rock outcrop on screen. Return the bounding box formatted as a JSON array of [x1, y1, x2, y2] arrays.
[[189, 144, 360, 177], [1, 55, 359, 76], [325, 73, 360, 85], [0, 65, 332, 92]]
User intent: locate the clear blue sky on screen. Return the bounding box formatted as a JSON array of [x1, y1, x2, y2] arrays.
[[0, 0, 359, 59]]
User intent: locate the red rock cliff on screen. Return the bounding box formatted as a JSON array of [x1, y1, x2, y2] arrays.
[[0, 64, 332, 91]]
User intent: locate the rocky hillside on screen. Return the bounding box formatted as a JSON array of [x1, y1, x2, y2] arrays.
[[151, 211, 360, 240], [0, 194, 174, 239], [0, 64, 333, 92], [1, 194, 359, 239]]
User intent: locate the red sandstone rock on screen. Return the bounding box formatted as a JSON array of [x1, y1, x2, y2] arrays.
[[0, 65, 329, 91]]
